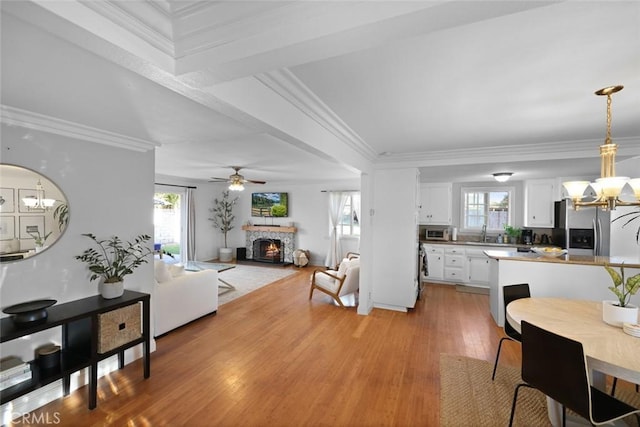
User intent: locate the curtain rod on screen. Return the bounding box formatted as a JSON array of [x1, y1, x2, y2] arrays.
[[155, 183, 197, 189], [320, 190, 359, 193]]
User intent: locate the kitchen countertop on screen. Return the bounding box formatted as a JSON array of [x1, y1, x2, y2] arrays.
[[420, 239, 547, 250], [483, 249, 640, 269]]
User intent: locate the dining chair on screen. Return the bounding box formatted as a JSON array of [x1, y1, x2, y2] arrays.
[[509, 321, 640, 427], [491, 283, 530, 381]]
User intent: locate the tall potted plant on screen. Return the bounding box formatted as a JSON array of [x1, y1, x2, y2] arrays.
[[75, 233, 153, 299], [209, 190, 239, 262], [602, 264, 640, 327]]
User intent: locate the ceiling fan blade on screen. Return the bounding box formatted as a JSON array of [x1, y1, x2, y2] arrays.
[[245, 179, 266, 184], [208, 177, 230, 182]]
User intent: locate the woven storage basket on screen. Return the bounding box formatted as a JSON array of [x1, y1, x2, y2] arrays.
[[97, 303, 142, 354]]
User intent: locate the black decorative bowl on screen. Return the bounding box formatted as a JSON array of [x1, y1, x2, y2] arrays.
[[2, 299, 57, 324]]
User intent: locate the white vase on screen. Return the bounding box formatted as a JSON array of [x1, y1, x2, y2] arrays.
[[35, 245, 45, 253], [99, 279, 125, 299], [219, 247, 233, 262], [602, 300, 639, 327]]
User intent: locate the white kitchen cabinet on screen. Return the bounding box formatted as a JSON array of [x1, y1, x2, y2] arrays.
[[423, 245, 444, 280], [467, 249, 491, 285], [444, 246, 465, 283], [525, 179, 557, 227], [419, 183, 452, 225]]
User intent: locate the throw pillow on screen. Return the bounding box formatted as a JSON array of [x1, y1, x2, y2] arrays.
[[154, 260, 172, 283]]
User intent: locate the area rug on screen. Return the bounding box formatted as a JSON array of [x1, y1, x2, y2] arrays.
[[215, 264, 296, 305], [440, 354, 550, 426], [440, 354, 640, 427]]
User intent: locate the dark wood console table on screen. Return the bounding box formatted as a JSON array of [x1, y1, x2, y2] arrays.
[[0, 290, 150, 409]]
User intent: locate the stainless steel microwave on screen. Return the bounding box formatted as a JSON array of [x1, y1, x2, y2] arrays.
[[426, 228, 450, 241]]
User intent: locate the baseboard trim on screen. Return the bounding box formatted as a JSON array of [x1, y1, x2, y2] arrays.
[[455, 285, 489, 295]]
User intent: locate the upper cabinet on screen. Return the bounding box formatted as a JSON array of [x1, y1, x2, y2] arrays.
[[419, 183, 452, 225], [524, 179, 558, 228]]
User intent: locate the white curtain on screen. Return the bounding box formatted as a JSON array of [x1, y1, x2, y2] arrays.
[[185, 188, 196, 262], [324, 192, 348, 268], [352, 192, 361, 252]]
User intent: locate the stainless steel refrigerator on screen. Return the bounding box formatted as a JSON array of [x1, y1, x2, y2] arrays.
[[553, 200, 611, 256]]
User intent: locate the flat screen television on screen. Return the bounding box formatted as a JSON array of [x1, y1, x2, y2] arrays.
[[251, 192, 289, 217]]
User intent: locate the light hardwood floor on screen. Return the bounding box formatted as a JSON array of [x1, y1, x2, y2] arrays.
[[21, 267, 522, 426]]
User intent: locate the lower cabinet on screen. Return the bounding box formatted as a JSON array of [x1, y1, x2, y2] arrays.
[[423, 244, 516, 287], [424, 245, 444, 280], [444, 247, 466, 282], [467, 250, 491, 285]]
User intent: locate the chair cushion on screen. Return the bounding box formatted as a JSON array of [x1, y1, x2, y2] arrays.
[[154, 260, 172, 283], [336, 258, 351, 278], [314, 269, 340, 293]]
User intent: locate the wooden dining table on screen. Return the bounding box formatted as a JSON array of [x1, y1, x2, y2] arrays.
[[506, 298, 640, 426]]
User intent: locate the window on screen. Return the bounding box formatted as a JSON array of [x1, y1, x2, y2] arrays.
[[461, 187, 513, 231], [338, 193, 360, 236], [154, 190, 183, 261]]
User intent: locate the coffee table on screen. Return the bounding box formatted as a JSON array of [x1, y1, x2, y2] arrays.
[[184, 261, 236, 294]]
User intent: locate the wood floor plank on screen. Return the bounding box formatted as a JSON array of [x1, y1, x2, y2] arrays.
[[14, 269, 525, 426]]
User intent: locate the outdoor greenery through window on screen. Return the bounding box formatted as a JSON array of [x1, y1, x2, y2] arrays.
[[339, 193, 360, 236], [154, 192, 181, 260], [462, 187, 512, 231]]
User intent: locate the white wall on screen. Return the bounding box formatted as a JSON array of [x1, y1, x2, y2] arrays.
[[0, 124, 155, 417]]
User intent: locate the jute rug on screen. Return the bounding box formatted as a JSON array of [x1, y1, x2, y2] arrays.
[[440, 354, 640, 427], [216, 264, 296, 305], [440, 354, 550, 426]]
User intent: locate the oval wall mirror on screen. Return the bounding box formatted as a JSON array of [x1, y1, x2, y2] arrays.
[[0, 164, 69, 261]]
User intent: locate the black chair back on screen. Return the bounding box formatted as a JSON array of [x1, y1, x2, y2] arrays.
[[503, 284, 530, 339], [521, 321, 591, 419]]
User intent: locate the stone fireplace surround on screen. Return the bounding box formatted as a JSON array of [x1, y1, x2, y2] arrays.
[[242, 225, 297, 264]]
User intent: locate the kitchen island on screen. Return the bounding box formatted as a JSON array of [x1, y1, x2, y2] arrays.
[[485, 249, 640, 327]]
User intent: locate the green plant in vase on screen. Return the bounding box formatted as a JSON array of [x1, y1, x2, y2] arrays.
[[28, 230, 52, 248], [503, 225, 521, 244], [75, 233, 153, 298], [604, 264, 640, 308]]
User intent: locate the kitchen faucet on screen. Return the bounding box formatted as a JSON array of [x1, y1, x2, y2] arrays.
[[481, 224, 487, 242]]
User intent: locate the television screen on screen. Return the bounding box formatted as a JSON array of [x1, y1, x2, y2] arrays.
[[251, 192, 289, 217]]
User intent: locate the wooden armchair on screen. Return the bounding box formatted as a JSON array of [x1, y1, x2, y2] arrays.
[[309, 257, 360, 308]]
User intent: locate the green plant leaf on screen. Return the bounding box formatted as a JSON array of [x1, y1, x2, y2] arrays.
[[604, 265, 622, 287]]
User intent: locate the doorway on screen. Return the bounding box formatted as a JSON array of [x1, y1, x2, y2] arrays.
[[154, 189, 183, 263]]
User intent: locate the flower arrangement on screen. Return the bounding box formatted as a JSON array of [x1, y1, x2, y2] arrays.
[[604, 263, 640, 307], [75, 233, 153, 283]]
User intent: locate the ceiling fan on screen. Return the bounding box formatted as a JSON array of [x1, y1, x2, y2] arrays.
[[208, 167, 266, 191]]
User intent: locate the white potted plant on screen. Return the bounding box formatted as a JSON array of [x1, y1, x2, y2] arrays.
[[28, 230, 52, 252], [602, 264, 640, 327], [75, 233, 153, 299], [209, 190, 239, 262]]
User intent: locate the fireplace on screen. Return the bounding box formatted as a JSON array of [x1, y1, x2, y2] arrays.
[[253, 238, 284, 264]]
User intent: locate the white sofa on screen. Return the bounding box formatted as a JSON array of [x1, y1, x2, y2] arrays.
[[153, 261, 219, 337]]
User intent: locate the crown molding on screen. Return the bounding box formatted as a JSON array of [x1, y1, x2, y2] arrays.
[[81, 1, 175, 56], [257, 69, 378, 161], [1, 105, 159, 152], [375, 137, 640, 168]]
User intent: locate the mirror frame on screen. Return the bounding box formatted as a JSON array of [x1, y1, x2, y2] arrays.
[[0, 164, 69, 262]]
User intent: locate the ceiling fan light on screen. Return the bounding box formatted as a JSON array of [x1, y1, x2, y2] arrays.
[[229, 182, 244, 191], [492, 172, 512, 182]]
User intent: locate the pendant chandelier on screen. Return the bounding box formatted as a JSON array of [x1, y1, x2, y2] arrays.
[[562, 85, 640, 210], [22, 180, 56, 210]]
